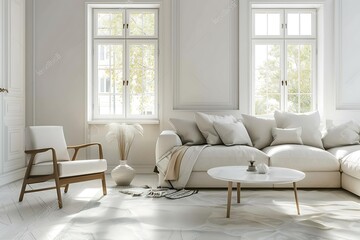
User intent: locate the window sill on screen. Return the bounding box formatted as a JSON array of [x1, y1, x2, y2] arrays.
[[88, 119, 160, 125]]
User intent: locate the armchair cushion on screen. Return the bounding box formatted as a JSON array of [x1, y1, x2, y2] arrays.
[[30, 159, 107, 177], [28, 126, 70, 164]]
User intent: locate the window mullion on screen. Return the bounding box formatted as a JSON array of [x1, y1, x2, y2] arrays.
[[282, 40, 286, 112]]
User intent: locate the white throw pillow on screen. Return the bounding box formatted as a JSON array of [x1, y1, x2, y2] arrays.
[[213, 121, 253, 146], [271, 127, 303, 146], [169, 118, 206, 145], [241, 114, 276, 149], [274, 111, 324, 149], [322, 121, 360, 149], [195, 112, 236, 145]]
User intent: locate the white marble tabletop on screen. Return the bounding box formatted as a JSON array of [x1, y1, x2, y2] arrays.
[[207, 166, 305, 184]]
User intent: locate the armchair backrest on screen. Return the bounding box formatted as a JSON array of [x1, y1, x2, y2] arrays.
[[28, 126, 70, 164]]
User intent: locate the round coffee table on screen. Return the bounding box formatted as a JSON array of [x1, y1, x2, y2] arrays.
[[207, 166, 305, 218]]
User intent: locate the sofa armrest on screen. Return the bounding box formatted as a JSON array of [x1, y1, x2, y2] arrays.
[[156, 130, 182, 162]]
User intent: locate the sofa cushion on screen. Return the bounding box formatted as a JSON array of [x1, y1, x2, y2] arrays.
[[30, 159, 107, 177], [192, 145, 269, 172], [195, 112, 236, 145], [169, 118, 206, 145], [341, 150, 360, 179], [274, 111, 324, 149], [271, 127, 303, 146], [241, 114, 276, 149], [327, 145, 360, 160], [262, 145, 339, 171], [322, 121, 360, 149], [213, 121, 252, 146]]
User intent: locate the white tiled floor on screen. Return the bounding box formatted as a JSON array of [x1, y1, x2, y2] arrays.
[[0, 174, 158, 239], [1, 174, 360, 240]]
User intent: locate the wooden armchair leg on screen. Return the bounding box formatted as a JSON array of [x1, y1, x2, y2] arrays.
[[101, 173, 107, 195], [64, 184, 69, 193], [19, 179, 27, 202], [54, 177, 63, 208]]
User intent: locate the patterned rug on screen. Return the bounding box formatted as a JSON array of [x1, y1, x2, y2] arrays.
[[52, 188, 360, 240]]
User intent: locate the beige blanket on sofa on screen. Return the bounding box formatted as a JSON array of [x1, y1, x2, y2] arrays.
[[164, 146, 189, 181], [163, 145, 208, 188]]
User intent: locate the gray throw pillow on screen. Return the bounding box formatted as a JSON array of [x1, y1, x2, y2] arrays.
[[169, 118, 206, 145], [241, 114, 276, 149], [322, 121, 360, 149], [213, 121, 253, 146], [271, 127, 303, 146], [274, 111, 324, 149]]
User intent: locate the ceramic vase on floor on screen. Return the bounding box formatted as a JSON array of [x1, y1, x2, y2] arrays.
[[111, 160, 135, 186]]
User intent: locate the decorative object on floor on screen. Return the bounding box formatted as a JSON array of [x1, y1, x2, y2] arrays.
[[247, 160, 257, 172], [257, 163, 269, 174], [106, 123, 144, 186], [111, 160, 136, 186]]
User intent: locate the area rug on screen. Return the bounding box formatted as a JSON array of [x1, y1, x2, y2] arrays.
[[54, 188, 360, 240]]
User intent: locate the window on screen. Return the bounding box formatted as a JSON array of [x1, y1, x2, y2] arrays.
[[89, 7, 158, 121], [251, 9, 316, 115]]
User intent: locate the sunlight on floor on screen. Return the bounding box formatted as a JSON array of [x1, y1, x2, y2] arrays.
[[75, 188, 101, 199]]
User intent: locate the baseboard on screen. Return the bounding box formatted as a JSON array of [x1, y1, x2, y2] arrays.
[[107, 164, 155, 174], [0, 168, 26, 187]]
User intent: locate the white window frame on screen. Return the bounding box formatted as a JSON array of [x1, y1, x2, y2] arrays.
[[87, 5, 159, 123], [251, 8, 317, 115]]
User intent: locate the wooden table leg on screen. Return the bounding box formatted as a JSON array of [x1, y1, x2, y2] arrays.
[[237, 182, 241, 203], [293, 182, 300, 215], [227, 181, 232, 218]]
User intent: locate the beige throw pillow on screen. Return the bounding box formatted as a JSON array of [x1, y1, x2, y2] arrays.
[[274, 111, 324, 149], [213, 121, 253, 146], [241, 114, 276, 149], [322, 121, 360, 149], [195, 112, 236, 145], [271, 127, 303, 146], [169, 118, 206, 145]]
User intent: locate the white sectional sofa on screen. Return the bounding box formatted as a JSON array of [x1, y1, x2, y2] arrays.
[[155, 111, 360, 196]]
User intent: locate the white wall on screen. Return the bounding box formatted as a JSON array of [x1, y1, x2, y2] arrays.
[[26, 0, 360, 174], [26, 0, 166, 172]]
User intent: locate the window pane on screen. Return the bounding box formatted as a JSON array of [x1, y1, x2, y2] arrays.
[[98, 94, 111, 115], [287, 94, 299, 113], [128, 10, 157, 37], [287, 13, 299, 35], [128, 42, 156, 116], [268, 14, 280, 35], [254, 13, 281, 36], [286, 43, 313, 113], [254, 44, 281, 115], [300, 94, 312, 112], [96, 11, 124, 37], [300, 13, 312, 35], [96, 43, 124, 116], [255, 14, 267, 35]]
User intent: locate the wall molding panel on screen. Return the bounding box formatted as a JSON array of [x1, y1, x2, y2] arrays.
[[335, 0, 360, 109], [172, 0, 239, 110]]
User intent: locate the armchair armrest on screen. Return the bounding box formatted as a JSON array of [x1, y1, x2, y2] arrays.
[[24, 147, 58, 167], [25, 147, 55, 155], [67, 142, 103, 160]]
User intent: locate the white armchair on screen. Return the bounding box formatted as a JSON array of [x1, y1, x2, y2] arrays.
[[19, 126, 107, 208]]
